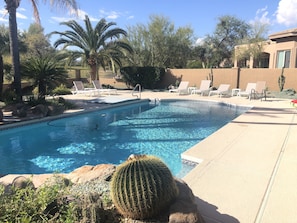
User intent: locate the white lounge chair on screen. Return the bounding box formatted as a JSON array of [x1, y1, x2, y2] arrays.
[[169, 81, 189, 95], [237, 83, 256, 99], [250, 81, 266, 100], [71, 81, 96, 96], [208, 84, 230, 97], [92, 80, 117, 95], [191, 80, 211, 95]]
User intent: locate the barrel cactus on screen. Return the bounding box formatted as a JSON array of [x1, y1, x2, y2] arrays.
[[110, 154, 179, 220]]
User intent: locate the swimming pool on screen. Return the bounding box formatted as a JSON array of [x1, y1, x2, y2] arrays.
[[0, 100, 249, 177]]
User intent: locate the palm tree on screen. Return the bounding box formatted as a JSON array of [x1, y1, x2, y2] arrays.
[[51, 15, 133, 82], [21, 53, 68, 100], [4, 0, 78, 102]]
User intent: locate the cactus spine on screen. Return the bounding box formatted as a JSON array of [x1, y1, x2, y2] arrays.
[[110, 154, 179, 220]]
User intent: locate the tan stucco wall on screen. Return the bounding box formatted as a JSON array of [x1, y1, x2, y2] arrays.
[[165, 68, 297, 92], [164, 68, 239, 89], [3, 68, 296, 94], [263, 40, 297, 68]]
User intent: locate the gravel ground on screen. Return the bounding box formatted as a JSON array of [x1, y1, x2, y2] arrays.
[[69, 179, 111, 197]]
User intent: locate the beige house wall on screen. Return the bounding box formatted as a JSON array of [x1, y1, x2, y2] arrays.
[[234, 28, 297, 69], [165, 68, 297, 92], [263, 41, 297, 68]]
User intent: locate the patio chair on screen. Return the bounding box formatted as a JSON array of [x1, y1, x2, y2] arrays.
[[250, 81, 267, 100], [208, 84, 230, 97], [237, 83, 256, 99], [191, 80, 211, 96], [92, 80, 117, 95], [71, 81, 96, 96], [169, 81, 189, 95]]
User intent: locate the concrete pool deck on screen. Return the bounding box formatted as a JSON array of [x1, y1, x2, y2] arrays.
[[2, 90, 297, 222], [112, 90, 297, 223]]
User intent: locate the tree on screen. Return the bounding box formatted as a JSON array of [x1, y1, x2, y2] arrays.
[[203, 15, 250, 67], [21, 53, 68, 100], [0, 25, 10, 99], [23, 23, 54, 57], [191, 45, 208, 68], [235, 21, 269, 68], [51, 15, 133, 81], [4, 0, 78, 102], [0, 25, 26, 98], [127, 15, 194, 68]]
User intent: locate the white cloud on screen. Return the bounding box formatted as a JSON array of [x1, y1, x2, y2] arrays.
[[69, 8, 87, 20], [276, 0, 297, 26], [18, 7, 26, 12], [16, 11, 27, 20], [99, 9, 121, 20], [0, 17, 7, 22], [0, 8, 7, 19], [0, 7, 27, 24], [127, 15, 134, 20], [195, 38, 204, 46], [50, 9, 90, 23], [51, 16, 71, 23], [88, 16, 100, 22], [250, 6, 270, 25], [16, 7, 27, 20], [107, 11, 120, 20], [49, 8, 132, 27]]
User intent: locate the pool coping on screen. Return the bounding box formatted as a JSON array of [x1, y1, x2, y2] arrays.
[[0, 98, 148, 131]]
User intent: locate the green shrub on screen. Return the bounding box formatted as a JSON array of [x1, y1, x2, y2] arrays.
[[2, 89, 17, 105], [50, 97, 77, 110], [0, 176, 120, 223], [52, 84, 72, 95], [120, 66, 165, 89], [0, 177, 74, 222]]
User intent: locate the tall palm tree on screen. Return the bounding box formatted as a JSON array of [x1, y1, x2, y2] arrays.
[[51, 15, 133, 82], [4, 0, 78, 102]]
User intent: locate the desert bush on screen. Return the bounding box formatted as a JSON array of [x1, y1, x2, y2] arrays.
[[120, 66, 165, 89], [0, 177, 73, 222], [52, 84, 72, 95], [0, 176, 119, 223]]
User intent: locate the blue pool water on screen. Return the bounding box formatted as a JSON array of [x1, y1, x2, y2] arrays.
[[0, 100, 248, 176]]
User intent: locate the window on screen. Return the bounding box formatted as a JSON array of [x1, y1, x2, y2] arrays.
[[276, 50, 290, 68]]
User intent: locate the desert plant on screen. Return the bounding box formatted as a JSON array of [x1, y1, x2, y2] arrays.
[[120, 66, 165, 89], [208, 67, 214, 87], [110, 154, 179, 220], [0, 178, 73, 222], [21, 54, 69, 101], [2, 88, 17, 105], [0, 175, 121, 223], [278, 67, 286, 92], [52, 84, 72, 95]]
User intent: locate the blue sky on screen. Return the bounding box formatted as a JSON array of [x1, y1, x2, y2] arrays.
[[0, 0, 297, 44]]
